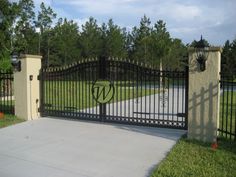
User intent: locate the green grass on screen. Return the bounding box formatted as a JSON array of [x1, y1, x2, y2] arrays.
[[43, 81, 156, 110], [219, 91, 236, 139], [151, 137, 236, 177], [0, 114, 25, 128]]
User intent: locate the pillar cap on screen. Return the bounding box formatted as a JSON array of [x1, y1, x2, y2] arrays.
[[188, 46, 222, 53], [19, 54, 42, 60]]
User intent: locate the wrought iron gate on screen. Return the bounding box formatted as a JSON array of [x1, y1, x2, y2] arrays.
[[39, 57, 188, 129], [219, 72, 236, 140], [0, 71, 14, 114]]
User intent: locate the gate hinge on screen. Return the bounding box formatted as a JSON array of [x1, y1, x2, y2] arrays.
[[37, 75, 41, 80]]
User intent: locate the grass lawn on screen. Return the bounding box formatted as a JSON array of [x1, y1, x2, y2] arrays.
[[0, 114, 24, 128], [151, 137, 236, 177]]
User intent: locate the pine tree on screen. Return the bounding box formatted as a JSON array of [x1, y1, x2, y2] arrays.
[[131, 15, 152, 62], [36, 2, 57, 67], [79, 17, 103, 58], [14, 0, 37, 54], [49, 18, 80, 66], [102, 19, 127, 58]]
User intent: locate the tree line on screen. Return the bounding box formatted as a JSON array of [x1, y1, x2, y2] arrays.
[[0, 0, 235, 73]]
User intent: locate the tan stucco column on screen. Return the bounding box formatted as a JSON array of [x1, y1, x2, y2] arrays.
[[14, 54, 42, 120], [188, 47, 222, 142]]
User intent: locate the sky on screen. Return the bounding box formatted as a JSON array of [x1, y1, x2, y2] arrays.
[[18, 0, 236, 45]]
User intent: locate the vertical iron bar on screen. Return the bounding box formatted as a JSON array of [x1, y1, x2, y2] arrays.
[[177, 71, 180, 126], [112, 62, 114, 119], [88, 63, 90, 117], [99, 56, 106, 122], [55, 69, 57, 116], [63, 68, 66, 117], [10, 72, 13, 114], [119, 62, 122, 121], [79, 65, 82, 116], [144, 68, 147, 123], [91, 62, 94, 117], [129, 63, 131, 120], [75, 66, 78, 118], [60, 68, 62, 117], [132, 64, 135, 121], [124, 63, 126, 120], [162, 71, 165, 125], [230, 83, 233, 140], [116, 61, 118, 119], [172, 72, 175, 124], [136, 65, 139, 121], [85, 63, 87, 116], [3, 73, 6, 113], [6, 73, 8, 113], [48, 69, 51, 116], [149, 68, 151, 123], [167, 71, 170, 125], [153, 69, 156, 124], [234, 83, 236, 141], [140, 67, 143, 123], [158, 70, 160, 124], [185, 62, 189, 130], [67, 68, 69, 117], [182, 72, 184, 126], [53, 70, 55, 116], [108, 61, 110, 120], [40, 69, 43, 116], [226, 80, 229, 138], [82, 65, 84, 117]]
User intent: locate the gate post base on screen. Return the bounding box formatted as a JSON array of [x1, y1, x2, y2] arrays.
[[14, 54, 42, 120]]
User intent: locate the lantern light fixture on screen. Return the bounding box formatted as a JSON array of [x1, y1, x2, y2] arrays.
[[11, 52, 21, 72], [195, 35, 209, 71]]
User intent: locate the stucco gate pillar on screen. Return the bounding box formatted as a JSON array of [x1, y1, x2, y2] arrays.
[[14, 54, 42, 120], [188, 47, 222, 142]]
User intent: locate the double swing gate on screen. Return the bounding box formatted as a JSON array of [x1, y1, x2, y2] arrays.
[[39, 57, 188, 129]]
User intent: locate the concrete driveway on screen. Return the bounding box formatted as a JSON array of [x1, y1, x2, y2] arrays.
[[0, 118, 185, 177]]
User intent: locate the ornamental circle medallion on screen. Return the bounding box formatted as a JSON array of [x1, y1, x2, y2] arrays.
[[92, 80, 115, 104]]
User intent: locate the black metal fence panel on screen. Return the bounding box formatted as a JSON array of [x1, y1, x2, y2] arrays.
[[0, 71, 14, 114], [40, 57, 188, 129], [219, 73, 236, 140]]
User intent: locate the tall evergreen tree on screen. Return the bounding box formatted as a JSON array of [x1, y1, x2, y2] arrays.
[[49, 18, 80, 66], [36, 2, 57, 67], [131, 15, 152, 62], [221, 39, 236, 75], [0, 0, 18, 71], [79, 17, 103, 58], [165, 38, 187, 70], [150, 20, 171, 66], [14, 0, 37, 54], [221, 40, 231, 72], [36, 2, 56, 34], [102, 19, 127, 58]]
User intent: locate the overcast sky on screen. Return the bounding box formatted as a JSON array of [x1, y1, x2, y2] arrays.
[[27, 0, 236, 45]]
